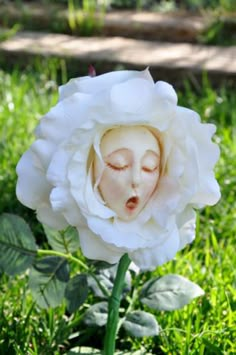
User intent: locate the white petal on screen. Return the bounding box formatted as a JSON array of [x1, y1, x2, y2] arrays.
[[30, 139, 55, 170], [50, 186, 85, 227], [39, 92, 90, 143], [86, 214, 169, 251], [155, 81, 178, 105], [66, 68, 154, 95], [151, 177, 181, 227], [177, 207, 196, 249], [84, 166, 115, 219], [37, 202, 68, 230], [130, 225, 180, 270], [59, 77, 91, 100], [110, 78, 154, 113], [86, 215, 144, 250], [16, 149, 51, 209], [47, 148, 71, 185], [79, 227, 123, 264], [191, 172, 221, 206]]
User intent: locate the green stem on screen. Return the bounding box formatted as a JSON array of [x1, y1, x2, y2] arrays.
[[37, 249, 89, 270], [103, 253, 131, 355]]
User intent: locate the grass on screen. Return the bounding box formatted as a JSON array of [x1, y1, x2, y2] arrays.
[[0, 62, 236, 354]]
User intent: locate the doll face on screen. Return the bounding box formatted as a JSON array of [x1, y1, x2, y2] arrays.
[[94, 126, 161, 221]]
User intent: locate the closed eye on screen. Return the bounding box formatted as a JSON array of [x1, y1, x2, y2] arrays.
[[142, 165, 158, 173], [106, 162, 129, 171]]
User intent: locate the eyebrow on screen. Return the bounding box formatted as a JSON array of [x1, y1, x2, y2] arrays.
[[105, 148, 131, 159], [105, 148, 160, 159], [145, 150, 160, 158]]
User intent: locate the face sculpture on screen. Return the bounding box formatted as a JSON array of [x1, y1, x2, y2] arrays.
[[94, 126, 161, 221]]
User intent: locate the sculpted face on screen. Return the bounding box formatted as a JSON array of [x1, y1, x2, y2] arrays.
[[94, 126, 161, 221]]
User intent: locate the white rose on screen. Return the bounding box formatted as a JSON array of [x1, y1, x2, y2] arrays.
[[16, 69, 220, 270]]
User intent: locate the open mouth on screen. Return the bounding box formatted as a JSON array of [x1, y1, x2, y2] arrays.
[[126, 196, 139, 211]]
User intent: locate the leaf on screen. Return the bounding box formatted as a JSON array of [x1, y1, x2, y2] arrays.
[[87, 259, 115, 270], [0, 213, 37, 275], [65, 274, 88, 313], [88, 265, 131, 299], [122, 311, 159, 338], [43, 225, 80, 253], [29, 256, 69, 308], [140, 274, 205, 311], [83, 302, 108, 327], [87, 273, 113, 299]]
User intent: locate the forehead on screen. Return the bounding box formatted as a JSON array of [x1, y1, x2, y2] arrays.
[[100, 126, 160, 157]]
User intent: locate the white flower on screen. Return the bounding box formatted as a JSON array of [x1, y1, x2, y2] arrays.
[[16, 69, 220, 270]]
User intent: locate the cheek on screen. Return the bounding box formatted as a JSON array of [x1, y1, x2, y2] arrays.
[[142, 172, 160, 196], [99, 169, 129, 200]]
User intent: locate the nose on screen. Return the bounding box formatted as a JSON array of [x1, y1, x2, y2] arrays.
[[131, 164, 141, 189]]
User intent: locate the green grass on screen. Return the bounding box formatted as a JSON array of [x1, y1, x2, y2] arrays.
[[0, 63, 235, 354]]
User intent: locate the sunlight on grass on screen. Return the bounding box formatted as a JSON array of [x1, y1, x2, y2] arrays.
[[0, 62, 235, 354]]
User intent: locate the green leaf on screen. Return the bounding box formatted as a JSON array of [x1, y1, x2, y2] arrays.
[[65, 274, 88, 314], [43, 225, 80, 253], [87, 260, 115, 270], [140, 274, 205, 311], [83, 302, 108, 327], [0, 213, 37, 275], [88, 265, 131, 299], [122, 311, 159, 338], [87, 273, 113, 299], [29, 256, 69, 308]]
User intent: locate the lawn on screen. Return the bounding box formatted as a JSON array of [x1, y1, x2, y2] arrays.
[[0, 62, 235, 354]]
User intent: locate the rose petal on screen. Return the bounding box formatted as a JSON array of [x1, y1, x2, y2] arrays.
[[39, 93, 90, 143], [16, 149, 51, 209], [177, 207, 196, 249], [47, 148, 71, 185], [191, 172, 221, 206], [59, 77, 90, 100], [30, 139, 55, 170], [84, 166, 115, 219], [155, 81, 178, 105], [79, 227, 124, 264], [37, 202, 68, 230], [110, 78, 154, 114], [62, 68, 154, 96], [50, 186, 85, 227], [129, 225, 180, 270]]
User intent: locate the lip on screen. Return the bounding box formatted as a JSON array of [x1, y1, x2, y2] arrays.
[[126, 196, 139, 211]]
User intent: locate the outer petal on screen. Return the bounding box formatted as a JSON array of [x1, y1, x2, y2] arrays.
[[79, 227, 124, 264], [177, 207, 196, 250], [110, 78, 154, 114], [129, 225, 180, 270], [37, 202, 68, 230], [155, 81, 178, 105], [47, 147, 71, 185], [59, 68, 153, 98], [59, 77, 90, 100], [49, 186, 84, 226], [86, 214, 170, 251], [39, 92, 91, 144], [16, 149, 51, 209], [151, 176, 181, 227]]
